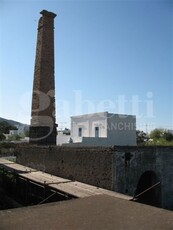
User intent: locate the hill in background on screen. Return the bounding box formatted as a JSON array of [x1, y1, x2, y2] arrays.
[[0, 117, 29, 134]]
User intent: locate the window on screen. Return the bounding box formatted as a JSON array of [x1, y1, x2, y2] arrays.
[[78, 127, 82, 137], [95, 127, 99, 137]]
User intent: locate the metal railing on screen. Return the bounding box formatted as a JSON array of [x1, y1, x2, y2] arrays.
[[133, 181, 161, 200]]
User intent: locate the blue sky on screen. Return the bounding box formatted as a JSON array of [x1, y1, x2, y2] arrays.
[[0, 0, 172, 132]]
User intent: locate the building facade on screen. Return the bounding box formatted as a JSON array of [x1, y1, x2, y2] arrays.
[[68, 112, 136, 146]]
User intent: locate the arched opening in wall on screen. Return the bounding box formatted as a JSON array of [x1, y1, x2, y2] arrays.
[[135, 171, 161, 207]]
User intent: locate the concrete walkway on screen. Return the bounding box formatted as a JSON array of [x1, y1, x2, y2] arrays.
[[0, 195, 173, 230]]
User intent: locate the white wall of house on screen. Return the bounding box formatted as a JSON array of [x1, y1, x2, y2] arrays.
[[56, 132, 71, 146], [71, 112, 107, 139], [69, 112, 136, 146], [107, 113, 136, 145]]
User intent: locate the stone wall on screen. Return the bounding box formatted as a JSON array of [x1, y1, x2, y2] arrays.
[[113, 146, 173, 210], [113, 146, 159, 195], [16, 145, 173, 210], [16, 146, 113, 190]]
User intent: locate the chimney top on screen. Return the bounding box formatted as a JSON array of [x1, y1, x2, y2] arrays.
[[40, 10, 57, 18]]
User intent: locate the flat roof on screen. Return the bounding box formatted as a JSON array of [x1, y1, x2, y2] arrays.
[[0, 159, 173, 229], [0, 195, 173, 230], [71, 111, 135, 119]]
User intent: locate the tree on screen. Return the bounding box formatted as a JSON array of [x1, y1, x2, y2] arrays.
[[24, 130, 30, 137], [8, 134, 21, 141], [136, 130, 149, 145], [0, 133, 5, 141], [149, 128, 173, 145], [0, 121, 17, 134], [163, 132, 173, 142], [150, 128, 164, 139]]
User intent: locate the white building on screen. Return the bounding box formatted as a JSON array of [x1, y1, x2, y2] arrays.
[[9, 130, 19, 136], [56, 130, 71, 146], [57, 112, 136, 146]]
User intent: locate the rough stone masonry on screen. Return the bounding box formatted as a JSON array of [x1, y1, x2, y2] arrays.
[[29, 10, 57, 145], [16, 145, 173, 210]]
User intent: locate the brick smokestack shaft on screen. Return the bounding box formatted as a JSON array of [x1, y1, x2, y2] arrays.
[[29, 10, 57, 145]]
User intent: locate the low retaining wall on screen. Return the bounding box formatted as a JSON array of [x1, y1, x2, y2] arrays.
[[16, 145, 113, 190]]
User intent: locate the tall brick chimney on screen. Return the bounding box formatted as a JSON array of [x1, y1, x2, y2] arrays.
[[29, 10, 57, 145]]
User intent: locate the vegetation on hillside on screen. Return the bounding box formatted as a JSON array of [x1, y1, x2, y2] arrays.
[[0, 120, 29, 141], [0, 121, 17, 134]]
